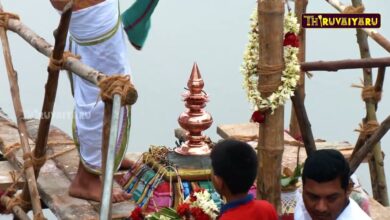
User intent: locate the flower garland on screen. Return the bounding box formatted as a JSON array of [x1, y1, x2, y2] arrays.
[[177, 188, 219, 220], [129, 188, 219, 220], [241, 9, 301, 113]]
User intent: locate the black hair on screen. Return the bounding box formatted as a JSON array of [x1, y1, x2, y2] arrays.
[[210, 139, 258, 194], [302, 149, 350, 191]]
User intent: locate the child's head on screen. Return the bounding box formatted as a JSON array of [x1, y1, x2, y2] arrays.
[[210, 139, 257, 196]]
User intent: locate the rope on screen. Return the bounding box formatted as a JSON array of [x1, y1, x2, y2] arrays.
[[31, 153, 47, 170], [258, 63, 285, 76], [258, 82, 281, 93], [98, 74, 137, 105], [3, 143, 21, 157], [5, 194, 31, 213], [34, 212, 46, 220], [22, 152, 33, 169], [0, 12, 20, 30], [352, 84, 382, 103], [48, 51, 81, 71], [47, 145, 76, 160], [355, 120, 379, 138], [342, 5, 365, 14]]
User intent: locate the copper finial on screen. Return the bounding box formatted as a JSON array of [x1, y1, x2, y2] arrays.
[[175, 63, 213, 155]]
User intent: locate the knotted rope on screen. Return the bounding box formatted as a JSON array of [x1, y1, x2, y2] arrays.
[[355, 120, 379, 139], [342, 5, 365, 14], [0, 12, 19, 30], [352, 84, 382, 103], [98, 74, 138, 105], [5, 194, 31, 213], [48, 51, 81, 72]]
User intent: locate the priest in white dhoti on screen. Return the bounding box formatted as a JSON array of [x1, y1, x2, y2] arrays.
[[50, 0, 158, 202]]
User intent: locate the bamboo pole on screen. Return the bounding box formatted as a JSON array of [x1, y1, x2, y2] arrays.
[[17, 2, 73, 216], [289, 0, 308, 139], [350, 115, 390, 174], [301, 57, 390, 71], [290, 89, 316, 156], [33, 0, 72, 171], [349, 0, 388, 206], [325, 0, 390, 53], [3, 12, 104, 86], [0, 5, 44, 219], [257, 0, 284, 212], [0, 196, 30, 220], [100, 95, 122, 219]]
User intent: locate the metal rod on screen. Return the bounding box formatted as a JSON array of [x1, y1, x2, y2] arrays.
[[100, 94, 122, 220]]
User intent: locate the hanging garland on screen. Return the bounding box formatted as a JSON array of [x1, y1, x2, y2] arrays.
[[241, 9, 301, 114]]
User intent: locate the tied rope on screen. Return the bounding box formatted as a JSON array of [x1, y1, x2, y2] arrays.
[[5, 194, 31, 213], [48, 51, 81, 72], [0, 12, 19, 30], [342, 5, 365, 14], [258, 63, 284, 94], [98, 75, 137, 105], [355, 120, 379, 139], [352, 84, 382, 103]]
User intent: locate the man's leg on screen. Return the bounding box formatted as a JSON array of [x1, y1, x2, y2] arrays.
[[69, 161, 132, 202]]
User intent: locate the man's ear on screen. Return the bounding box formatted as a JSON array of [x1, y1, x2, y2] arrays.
[[346, 178, 354, 196]]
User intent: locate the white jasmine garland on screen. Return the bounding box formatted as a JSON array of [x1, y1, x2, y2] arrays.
[[241, 10, 301, 113]]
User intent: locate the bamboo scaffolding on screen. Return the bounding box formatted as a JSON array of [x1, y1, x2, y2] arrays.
[[350, 115, 390, 174], [326, 0, 390, 53], [301, 56, 390, 71], [289, 0, 308, 139], [0, 4, 44, 218], [349, 0, 388, 205], [257, 0, 284, 212]]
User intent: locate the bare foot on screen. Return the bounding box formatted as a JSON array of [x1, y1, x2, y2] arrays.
[[69, 162, 132, 202], [120, 158, 135, 170]]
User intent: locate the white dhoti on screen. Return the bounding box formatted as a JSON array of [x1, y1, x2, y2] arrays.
[[67, 0, 131, 173]]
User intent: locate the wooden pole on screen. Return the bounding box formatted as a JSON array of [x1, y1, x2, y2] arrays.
[[301, 57, 390, 72], [18, 2, 73, 216], [0, 5, 44, 218], [0, 196, 31, 220], [4, 12, 104, 86], [350, 115, 390, 174], [290, 89, 316, 156], [349, 0, 388, 206], [257, 0, 284, 213], [326, 0, 390, 53], [289, 0, 308, 139], [33, 0, 72, 170]]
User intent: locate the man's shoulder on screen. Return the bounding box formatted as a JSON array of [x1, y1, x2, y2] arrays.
[[338, 199, 372, 220]]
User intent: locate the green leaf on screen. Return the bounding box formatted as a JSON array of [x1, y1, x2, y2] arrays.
[[281, 176, 293, 187]]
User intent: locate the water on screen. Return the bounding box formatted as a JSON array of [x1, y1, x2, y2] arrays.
[[0, 0, 390, 219]]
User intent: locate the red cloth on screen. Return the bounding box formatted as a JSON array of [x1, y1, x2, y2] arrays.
[[219, 200, 278, 220]]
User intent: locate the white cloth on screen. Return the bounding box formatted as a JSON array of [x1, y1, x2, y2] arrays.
[[67, 0, 131, 168], [294, 195, 372, 220]]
